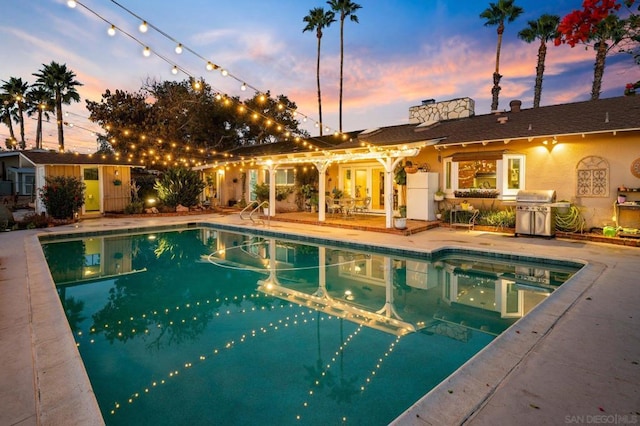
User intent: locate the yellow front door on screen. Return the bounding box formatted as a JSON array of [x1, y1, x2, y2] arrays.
[[84, 168, 100, 212]]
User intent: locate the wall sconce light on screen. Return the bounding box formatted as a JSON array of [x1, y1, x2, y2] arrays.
[[542, 137, 558, 151]]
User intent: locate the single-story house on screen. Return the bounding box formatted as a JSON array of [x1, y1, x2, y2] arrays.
[[0, 150, 138, 216], [194, 95, 640, 231]]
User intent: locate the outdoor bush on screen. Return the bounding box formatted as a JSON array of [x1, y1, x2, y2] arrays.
[[153, 166, 205, 208], [124, 200, 144, 214], [18, 212, 50, 229], [39, 176, 85, 219], [478, 208, 516, 228], [275, 185, 294, 201], [454, 189, 499, 198]]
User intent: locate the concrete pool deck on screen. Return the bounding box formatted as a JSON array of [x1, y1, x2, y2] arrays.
[[1, 213, 638, 425]]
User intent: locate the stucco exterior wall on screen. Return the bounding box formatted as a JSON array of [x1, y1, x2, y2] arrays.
[[408, 132, 640, 230]]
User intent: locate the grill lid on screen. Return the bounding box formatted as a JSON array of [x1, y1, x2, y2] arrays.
[[516, 189, 556, 203]]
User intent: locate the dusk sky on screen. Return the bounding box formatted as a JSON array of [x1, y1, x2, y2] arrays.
[[1, 0, 639, 152]]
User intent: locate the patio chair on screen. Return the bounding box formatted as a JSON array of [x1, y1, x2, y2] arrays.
[[326, 197, 342, 215], [353, 196, 371, 215]]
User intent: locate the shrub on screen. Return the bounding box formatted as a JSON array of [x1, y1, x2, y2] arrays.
[[18, 212, 50, 229], [39, 176, 85, 219], [253, 182, 270, 203], [478, 208, 516, 228], [153, 166, 205, 208], [454, 189, 499, 198], [275, 185, 294, 201], [124, 200, 144, 215]]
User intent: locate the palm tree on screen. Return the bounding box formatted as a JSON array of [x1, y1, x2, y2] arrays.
[[480, 0, 524, 111], [0, 93, 17, 149], [518, 14, 560, 108], [327, 0, 361, 133], [1, 77, 30, 149], [26, 86, 54, 149], [303, 7, 335, 136], [588, 16, 627, 100], [32, 62, 82, 152]]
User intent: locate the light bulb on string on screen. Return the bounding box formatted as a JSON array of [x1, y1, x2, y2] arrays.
[[143, 46, 151, 57], [107, 25, 116, 36], [171, 66, 178, 75], [206, 62, 215, 71], [175, 43, 183, 54], [139, 21, 148, 33], [220, 68, 228, 77], [240, 83, 247, 91], [67, 0, 77, 8]]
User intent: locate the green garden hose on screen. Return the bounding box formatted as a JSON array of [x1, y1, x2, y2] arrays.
[[555, 205, 585, 233]]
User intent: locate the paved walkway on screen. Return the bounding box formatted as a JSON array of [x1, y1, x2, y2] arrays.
[[1, 213, 639, 425]]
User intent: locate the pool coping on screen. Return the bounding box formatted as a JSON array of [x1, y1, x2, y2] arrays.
[[23, 218, 603, 425]]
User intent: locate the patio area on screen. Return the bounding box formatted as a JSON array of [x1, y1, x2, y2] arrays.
[[1, 211, 639, 425], [261, 211, 439, 235]]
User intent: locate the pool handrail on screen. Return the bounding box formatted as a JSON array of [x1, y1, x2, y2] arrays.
[[239, 200, 269, 225]]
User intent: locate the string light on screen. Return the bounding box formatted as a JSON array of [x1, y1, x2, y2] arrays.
[[240, 83, 247, 91], [67, 0, 77, 8], [107, 25, 116, 36], [65, 0, 347, 160], [100, 1, 344, 139], [174, 43, 183, 54], [171, 66, 178, 75], [142, 46, 151, 57]]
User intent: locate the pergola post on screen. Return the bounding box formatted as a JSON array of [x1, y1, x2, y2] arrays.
[[313, 160, 331, 222], [378, 156, 404, 228], [267, 163, 276, 217]]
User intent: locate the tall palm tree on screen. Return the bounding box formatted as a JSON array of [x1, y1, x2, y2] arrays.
[[32, 61, 82, 152], [588, 15, 626, 100], [26, 86, 54, 149], [303, 7, 335, 136], [0, 93, 17, 149], [327, 0, 361, 133], [480, 0, 524, 111], [1, 77, 30, 149], [518, 14, 560, 108]]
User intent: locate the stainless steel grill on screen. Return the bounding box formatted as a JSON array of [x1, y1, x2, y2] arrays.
[[515, 190, 557, 237]]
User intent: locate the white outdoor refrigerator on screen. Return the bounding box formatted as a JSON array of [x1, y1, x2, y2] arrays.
[[406, 172, 439, 221]]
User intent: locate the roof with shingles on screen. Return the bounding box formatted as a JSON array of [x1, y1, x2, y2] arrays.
[[0, 150, 140, 166], [354, 96, 640, 148], [203, 130, 362, 162]]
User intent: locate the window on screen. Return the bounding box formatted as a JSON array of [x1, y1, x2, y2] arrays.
[[265, 168, 295, 186], [444, 152, 525, 199]]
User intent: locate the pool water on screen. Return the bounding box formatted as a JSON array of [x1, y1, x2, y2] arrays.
[[41, 226, 581, 425]]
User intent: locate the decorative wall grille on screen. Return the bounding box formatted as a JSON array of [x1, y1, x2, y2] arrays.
[[576, 156, 609, 197]]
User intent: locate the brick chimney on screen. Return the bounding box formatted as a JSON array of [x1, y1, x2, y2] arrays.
[[509, 99, 522, 113]]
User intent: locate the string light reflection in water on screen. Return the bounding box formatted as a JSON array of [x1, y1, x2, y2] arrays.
[[41, 227, 581, 425]]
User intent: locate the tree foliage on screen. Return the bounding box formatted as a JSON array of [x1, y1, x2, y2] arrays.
[[1, 77, 29, 149], [86, 78, 308, 168], [32, 62, 82, 152], [554, 0, 638, 99], [303, 7, 335, 137], [518, 14, 560, 108], [327, 0, 362, 133], [480, 0, 524, 111]]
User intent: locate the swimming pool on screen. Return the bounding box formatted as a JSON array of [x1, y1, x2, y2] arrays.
[[41, 225, 582, 425]]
